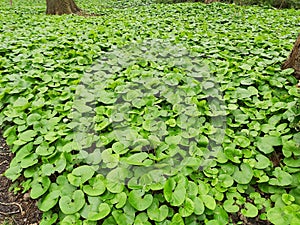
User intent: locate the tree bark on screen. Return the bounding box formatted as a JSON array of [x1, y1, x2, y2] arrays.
[[204, 0, 219, 3], [46, 0, 82, 15], [282, 33, 300, 80]]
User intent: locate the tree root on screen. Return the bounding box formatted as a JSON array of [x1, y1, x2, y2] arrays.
[[282, 33, 300, 81], [0, 201, 24, 216]]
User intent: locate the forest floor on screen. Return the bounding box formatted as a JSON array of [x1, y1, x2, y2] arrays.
[[0, 132, 41, 225]]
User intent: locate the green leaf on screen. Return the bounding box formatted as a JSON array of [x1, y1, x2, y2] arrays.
[[20, 153, 38, 168], [236, 87, 254, 99], [282, 194, 295, 205], [232, 163, 253, 184], [206, 220, 222, 225], [282, 140, 300, 158], [164, 178, 176, 203], [59, 190, 85, 215], [26, 113, 42, 125], [61, 142, 77, 153], [269, 168, 293, 186], [112, 142, 128, 154], [193, 197, 205, 215], [39, 211, 58, 225], [255, 154, 271, 169], [224, 199, 239, 213], [111, 203, 135, 225], [179, 198, 194, 217], [30, 177, 51, 199], [67, 165, 95, 187], [134, 212, 151, 225], [4, 165, 22, 181], [147, 199, 169, 222], [165, 135, 182, 145], [36, 142, 55, 156], [18, 130, 37, 142], [239, 63, 251, 71], [187, 181, 198, 197], [218, 174, 234, 188], [170, 182, 186, 207], [41, 164, 55, 176], [284, 158, 300, 168], [111, 192, 127, 209], [241, 203, 258, 218], [267, 207, 290, 225], [88, 203, 111, 221], [14, 97, 29, 108], [61, 214, 81, 225], [128, 190, 153, 211], [171, 213, 184, 225], [268, 115, 282, 126], [106, 180, 124, 194], [201, 195, 216, 210], [83, 175, 106, 196], [38, 190, 60, 212], [102, 149, 119, 168], [234, 136, 250, 148], [124, 152, 149, 166], [257, 141, 274, 154]]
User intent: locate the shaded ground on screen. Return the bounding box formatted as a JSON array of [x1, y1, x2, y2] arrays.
[[230, 212, 270, 225], [0, 132, 41, 225]]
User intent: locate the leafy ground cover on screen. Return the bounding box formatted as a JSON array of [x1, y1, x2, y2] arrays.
[[0, 0, 300, 224]]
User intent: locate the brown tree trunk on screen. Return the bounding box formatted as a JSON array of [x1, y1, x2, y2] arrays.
[[204, 0, 219, 3], [46, 0, 82, 15], [282, 33, 300, 80]]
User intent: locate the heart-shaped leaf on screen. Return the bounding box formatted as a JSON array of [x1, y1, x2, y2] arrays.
[[110, 192, 127, 209], [234, 136, 250, 148], [67, 165, 95, 187], [128, 190, 153, 211], [147, 199, 168, 222], [134, 212, 151, 225], [233, 163, 253, 184], [88, 203, 111, 221], [38, 190, 60, 212], [257, 136, 282, 154], [242, 203, 258, 217], [179, 198, 194, 217], [30, 176, 51, 199], [18, 130, 37, 142], [83, 174, 106, 196], [269, 168, 293, 186], [59, 190, 85, 214], [224, 199, 239, 213]]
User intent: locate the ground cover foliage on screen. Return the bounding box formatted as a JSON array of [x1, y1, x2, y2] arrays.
[[0, 0, 300, 224], [157, 0, 300, 10]]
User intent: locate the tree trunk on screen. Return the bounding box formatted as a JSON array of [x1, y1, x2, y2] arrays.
[[282, 33, 300, 80], [204, 0, 219, 3], [46, 0, 82, 15]]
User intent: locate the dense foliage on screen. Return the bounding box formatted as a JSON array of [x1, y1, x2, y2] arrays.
[[157, 0, 300, 9], [0, 0, 300, 224]]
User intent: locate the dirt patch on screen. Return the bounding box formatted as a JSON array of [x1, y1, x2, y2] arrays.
[[0, 132, 42, 225], [230, 211, 271, 225]]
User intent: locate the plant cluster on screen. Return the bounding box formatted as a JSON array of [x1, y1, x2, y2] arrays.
[[156, 0, 300, 9], [0, 0, 300, 224]]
